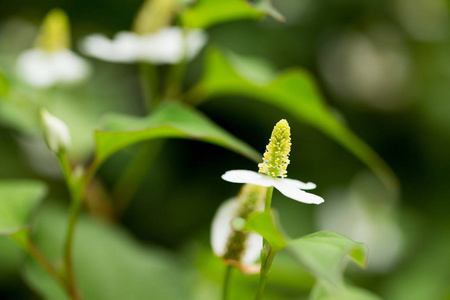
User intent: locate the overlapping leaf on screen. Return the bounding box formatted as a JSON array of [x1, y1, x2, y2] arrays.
[[94, 101, 260, 168], [188, 49, 398, 194], [0, 180, 47, 235], [243, 212, 368, 291], [181, 0, 284, 29]]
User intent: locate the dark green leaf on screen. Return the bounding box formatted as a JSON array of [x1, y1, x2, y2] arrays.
[[23, 203, 192, 300], [0, 180, 47, 235], [94, 101, 261, 167], [188, 49, 398, 195]]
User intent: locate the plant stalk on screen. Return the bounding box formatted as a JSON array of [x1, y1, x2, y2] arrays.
[[222, 265, 233, 300]]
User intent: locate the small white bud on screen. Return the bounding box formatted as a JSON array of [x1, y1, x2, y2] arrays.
[[40, 109, 71, 153]]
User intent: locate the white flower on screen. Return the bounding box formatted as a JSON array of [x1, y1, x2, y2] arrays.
[[40, 109, 71, 153], [16, 49, 90, 88], [222, 170, 324, 205], [80, 27, 207, 64], [211, 198, 263, 274]]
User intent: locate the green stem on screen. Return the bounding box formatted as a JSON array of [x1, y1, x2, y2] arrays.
[[254, 250, 276, 300], [11, 233, 66, 292], [164, 60, 187, 100], [58, 152, 83, 300], [164, 29, 188, 100], [112, 139, 165, 216], [222, 265, 233, 300], [264, 187, 274, 213], [254, 186, 275, 300], [139, 63, 160, 112]]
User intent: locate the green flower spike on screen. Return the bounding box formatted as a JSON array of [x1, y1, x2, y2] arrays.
[[222, 119, 324, 205]]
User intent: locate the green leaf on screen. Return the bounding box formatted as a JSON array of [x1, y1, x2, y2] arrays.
[[0, 70, 9, 97], [23, 203, 192, 300], [251, 0, 285, 22], [243, 212, 287, 252], [188, 49, 398, 195], [94, 101, 260, 167], [287, 231, 368, 290], [181, 0, 264, 29], [0, 180, 47, 235], [310, 282, 383, 300]]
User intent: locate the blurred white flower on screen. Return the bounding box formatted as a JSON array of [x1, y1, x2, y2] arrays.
[[16, 49, 90, 88], [222, 170, 324, 205], [40, 109, 71, 153], [316, 173, 404, 273], [211, 198, 263, 274], [80, 27, 207, 64]]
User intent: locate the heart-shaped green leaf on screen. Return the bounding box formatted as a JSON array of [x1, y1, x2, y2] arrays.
[[188, 49, 398, 195], [94, 101, 260, 168], [181, 0, 264, 28], [0, 180, 47, 235], [288, 231, 368, 290], [23, 204, 192, 300]]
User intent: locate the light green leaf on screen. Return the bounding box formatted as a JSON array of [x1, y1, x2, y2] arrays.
[[288, 231, 368, 290], [181, 0, 264, 28], [251, 0, 285, 22], [0, 70, 9, 97], [188, 49, 398, 195], [243, 212, 287, 252], [0, 180, 47, 235], [23, 203, 192, 300], [310, 282, 383, 300], [94, 101, 260, 167]]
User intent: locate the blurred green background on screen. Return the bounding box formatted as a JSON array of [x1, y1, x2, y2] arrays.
[[1, 0, 450, 299]]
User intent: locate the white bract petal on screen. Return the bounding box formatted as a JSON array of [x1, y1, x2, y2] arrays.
[[221, 170, 276, 187], [81, 27, 207, 64], [51, 50, 90, 83], [222, 169, 324, 205], [16, 49, 90, 88], [16, 49, 57, 87], [40, 109, 71, 153], [211, 198, 263, 273], [273, 180, 324, 204], [211, 199, 238, 258]]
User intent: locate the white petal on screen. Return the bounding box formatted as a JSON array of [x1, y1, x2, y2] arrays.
[[186, 29, 208, 59], [139, 28, 184, 64], [273, 180, 324, 204], [221, 170, 276, 187], [50, 50, 90, 83], [16, 49, 57, 87], [81, 32, 139, 63], [241, 232, 263, 264], [210, 199, 238, 257], [282, 178, 316, 190]]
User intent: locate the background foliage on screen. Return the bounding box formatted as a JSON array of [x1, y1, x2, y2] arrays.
[[1, 0, 450, 299]]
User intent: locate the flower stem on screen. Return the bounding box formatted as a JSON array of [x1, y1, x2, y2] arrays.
[[58, 152, 83, 300], [254, 186, 275, 300], [139, 62, 160, 112], [264, 186, 274, 213], [222, 265, 233, 300], [254, 249, 276, 300]]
